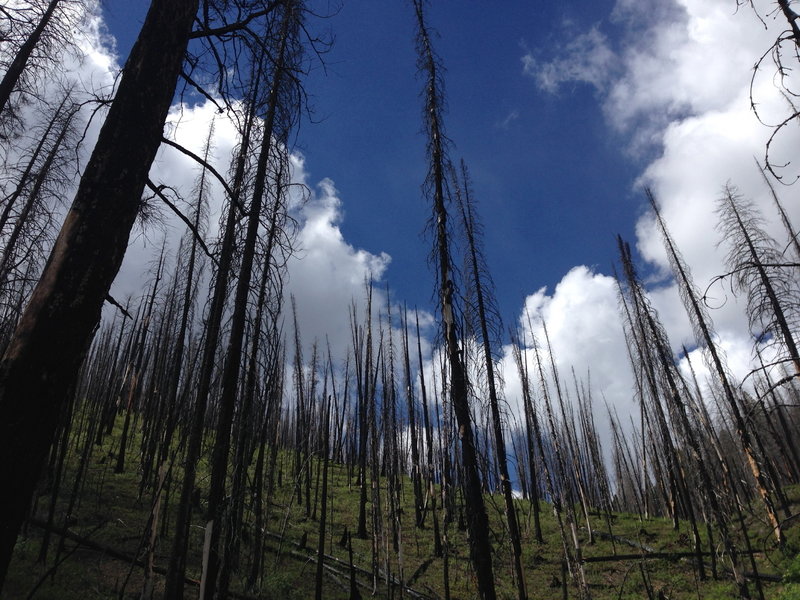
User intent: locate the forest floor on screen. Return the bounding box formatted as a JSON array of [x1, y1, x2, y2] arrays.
[[4, 412, 800, 600]]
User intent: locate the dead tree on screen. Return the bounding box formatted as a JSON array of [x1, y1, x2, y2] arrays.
[[0, 0, 199, 588], [453, 161, 526, 599], [412, 2, 495, 597], [716, 184, 800, 374], [401, 306, 425, 528], [650, 188, 785, 549], [0, 0, 80, 129], [164, 62, 260, 600], [202, 5, 303, 594]]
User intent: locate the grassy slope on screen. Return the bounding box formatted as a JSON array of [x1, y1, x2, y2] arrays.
[[4, 413, 799, 599]]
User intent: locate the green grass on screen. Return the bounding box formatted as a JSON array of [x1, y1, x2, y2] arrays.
[[4, 412, 798, 599]]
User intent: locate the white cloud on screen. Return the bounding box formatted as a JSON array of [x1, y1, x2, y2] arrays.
[[498, 266, 635, 458], [605, 1, 761, 137], [522, 25, 617, 94], [513, 0, 800, 448], [284, 168, 392, 356]]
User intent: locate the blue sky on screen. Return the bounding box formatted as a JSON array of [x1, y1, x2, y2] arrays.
[[298, 2, 644, 324], [101, 1, 643, 327]]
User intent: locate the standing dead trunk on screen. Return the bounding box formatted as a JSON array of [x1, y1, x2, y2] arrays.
[[401, 306, 425, 528], [0, 0, 198, 589], [0, 0, 61, 118], [314, 394, 331, 600], [412, 2, 495, 596], [201, 10, 298, 591], [650, 188, 784, 549], [453, 162, 525, 599], [164, 52, 262, 600]]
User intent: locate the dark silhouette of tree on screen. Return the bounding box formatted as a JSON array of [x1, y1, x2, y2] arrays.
[[716, 184, 800, 374], [0, 0, 82, 135], [415, 309, 443, 555], [401, 306, 425, 529], [0, 0, 199, 589], [617, 236, 752, 591], [201, 3, 303, 595], [756, 159, 800, 261], [0, 95, 78, 326], [352, 282, 376, 540], [453, 161, 526, 600], [412, 2, 495, 597], [744, 0, 800, 181], [164, 55, 261, 600], [649, 188, 785, 549]]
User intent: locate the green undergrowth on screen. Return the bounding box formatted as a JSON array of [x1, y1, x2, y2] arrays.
[[4, 412, 799, 599]]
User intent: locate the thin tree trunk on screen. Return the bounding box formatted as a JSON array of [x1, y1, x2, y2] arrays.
[[314, 394, 331, 600], [164, 55, 261, 600], [413, 3, 495, 596], [454, 162, 525, 599], [0, 0, 61, 117], [650, 189, 784, 550]]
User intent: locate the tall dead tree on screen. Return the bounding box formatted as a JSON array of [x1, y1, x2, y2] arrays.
[[412, 2, 495, 597], [716, 184, 800, 374], [0, 0, 71, 124], [453, 161, 526, 599], [401, 306, 425, 528], [201, 4, 302, 595], [415, 309, 442, 555], [649, 188, 785, 548], [0, 0, 199, 589], [617, 237, 751, 588], [756, 159, 800, 261], [352, 283, 375, 539], [164, 56, 261, 600]]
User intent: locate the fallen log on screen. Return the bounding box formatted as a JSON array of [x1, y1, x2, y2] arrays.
[[27, 518, 260, 600], [262, 529, 434, 599]]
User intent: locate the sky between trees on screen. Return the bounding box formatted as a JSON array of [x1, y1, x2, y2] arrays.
[[62, 0, 800, 443]]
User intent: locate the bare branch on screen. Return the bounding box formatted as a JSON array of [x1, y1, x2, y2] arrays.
[[159, 136, 244, 213], [145, 179, 218, 266], [188, 4, 281, 40]]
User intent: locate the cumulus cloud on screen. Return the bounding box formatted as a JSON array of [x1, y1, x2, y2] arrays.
[[514, 0, 800, 448], [284, 168, 392, 357], [498, 266, 635, 455]]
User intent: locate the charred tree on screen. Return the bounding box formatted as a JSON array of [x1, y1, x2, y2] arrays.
[[716, 184, 800, 374], [201, 4, 301, 592], [0, 0, 199, 588], [650, 187, 785, 549], [412, 2, 495, 597], [453, 161, 526, 599]]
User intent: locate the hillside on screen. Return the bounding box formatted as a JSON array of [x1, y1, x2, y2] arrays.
[[4, 414, 798, 599]]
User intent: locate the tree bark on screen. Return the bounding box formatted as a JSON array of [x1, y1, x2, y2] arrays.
[[0, 0, 198, 590]]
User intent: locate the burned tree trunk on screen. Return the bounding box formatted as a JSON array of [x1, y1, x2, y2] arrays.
[[0, 0, 61, 118], [454, 162, 525, 599], [413, 1, 496, 597], [0, 0, 198, 588]]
